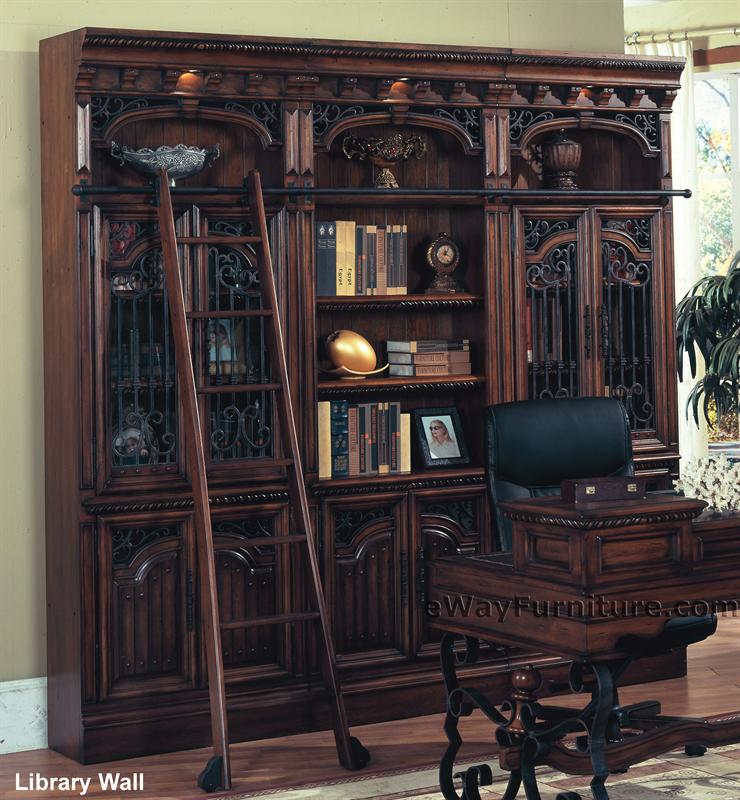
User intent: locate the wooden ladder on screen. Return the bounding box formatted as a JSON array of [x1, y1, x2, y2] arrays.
[[154, 167, 370, 791]]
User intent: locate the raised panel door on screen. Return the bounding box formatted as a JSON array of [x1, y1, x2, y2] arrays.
[[97, 512, 195, 700], [322, 494, 408, 668]]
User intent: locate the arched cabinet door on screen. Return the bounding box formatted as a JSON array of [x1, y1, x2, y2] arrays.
[[321, 493, 409, 669], [97, 512, 195, 700], [410, 487, 489, 658]]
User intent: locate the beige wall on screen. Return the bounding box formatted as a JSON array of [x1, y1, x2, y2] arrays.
[[0, 0, 624, 682]]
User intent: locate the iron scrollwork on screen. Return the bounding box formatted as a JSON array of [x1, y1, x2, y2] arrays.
[[312, 103, 365, 138], [614, 111, 659, 149], [525, 243, 575, 289], [509, 109, 556, 144], [524, 219, 576, 252], [221, 100, 281, 140], [431, 107, 482, 146], [333, 507, 392, 548], [90, 96, 179, 137], [210, 400, 272, 456], [421, 500, 476, 532], [211, 245, 260, 295], [112, 525, 179, 567], [603, 218, 651, 250], [109, 245, 178, 468]]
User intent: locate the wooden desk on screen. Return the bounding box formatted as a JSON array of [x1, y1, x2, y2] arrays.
[[428, 497, 740, 800]]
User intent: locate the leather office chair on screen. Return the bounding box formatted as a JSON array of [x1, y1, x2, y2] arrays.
[[486, 398, 716, 754]]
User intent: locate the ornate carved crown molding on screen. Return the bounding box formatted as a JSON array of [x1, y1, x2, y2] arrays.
[[85, 490, 290, 514], [82, 33, 684, 73]]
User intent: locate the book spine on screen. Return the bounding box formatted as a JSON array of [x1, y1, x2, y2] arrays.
[[356, 225, 364, 296], [378, 401, 390, 475], [390, 224, 401, 294], [400, 224, 407, 295], [388, 363, 471, 377], [348, 405, 360, 476], [400, 413, 411, 473], [376, 226, 387, 295], [388, 351, 472, 365], [335, 220, 345, 296], [358, 403, 367, 474], [366, 224, 377, 295], [386, 339, 471, 353], [330, 400, 349, 477], [390, 402, 399, 472], [317, 221, 337, 297], [345, 220, 356, 296], [317, 401, 332, 479], [370, 403, 378, 473]]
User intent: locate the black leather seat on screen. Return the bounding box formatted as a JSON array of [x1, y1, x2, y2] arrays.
[[486, 398, 717, 658]]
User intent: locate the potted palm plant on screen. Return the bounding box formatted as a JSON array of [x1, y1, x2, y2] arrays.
[[676, 250, 740, 433]]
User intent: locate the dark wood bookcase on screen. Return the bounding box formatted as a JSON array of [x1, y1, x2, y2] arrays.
[[40, 28, 686, 763]]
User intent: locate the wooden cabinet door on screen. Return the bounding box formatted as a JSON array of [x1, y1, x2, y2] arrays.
[[592, 209, 672, 448], [322, 494, 409, 669], [209, 505, 297, 684], [410, 489, 488, 658], [97, 512, 195, 700], [511, 208, 592, 402]]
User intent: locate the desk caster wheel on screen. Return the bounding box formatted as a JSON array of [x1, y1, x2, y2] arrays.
[[556, 793, 582, 800], [197, 756, 223, 792], [685, 744, 707, 757], [347, 736, 370, 770]]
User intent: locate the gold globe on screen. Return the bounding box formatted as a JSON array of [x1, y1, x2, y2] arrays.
[[326, 330, 377, 372]]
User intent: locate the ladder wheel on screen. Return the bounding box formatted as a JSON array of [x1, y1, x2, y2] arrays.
[[685, 744, 707, 757], [348, 736, 371, 770], [197, 755, 224, 792]]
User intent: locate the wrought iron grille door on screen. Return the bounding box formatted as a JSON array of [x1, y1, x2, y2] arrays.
[[598, 214, 657, 431], [518, 212, 584, 401]]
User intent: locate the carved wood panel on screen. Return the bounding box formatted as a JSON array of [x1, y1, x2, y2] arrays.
[[97, 512, 195, 700], [322, 494, 408, 667], [411, 489, 488, 657], [210, 505, 294, 682]]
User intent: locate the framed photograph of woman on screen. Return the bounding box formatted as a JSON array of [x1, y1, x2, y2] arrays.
[[411, 407, 469, 468]]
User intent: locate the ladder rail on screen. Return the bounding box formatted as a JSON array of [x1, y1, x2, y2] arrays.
[[247, 170, 356, 769], [154, 168, 232, 790]]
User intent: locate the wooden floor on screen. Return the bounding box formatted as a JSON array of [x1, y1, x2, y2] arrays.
[[2, 617, 739, 800]]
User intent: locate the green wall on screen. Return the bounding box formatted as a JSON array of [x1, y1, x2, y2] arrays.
[[0, 0, 625, 682]]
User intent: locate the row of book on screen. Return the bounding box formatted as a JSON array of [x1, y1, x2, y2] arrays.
[[387, 339, 471, 378], [318, 401, 411, 479], [316, 221, 408, 296]]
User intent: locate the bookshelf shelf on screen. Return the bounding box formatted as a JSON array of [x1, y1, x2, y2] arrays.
[[313, 192, 487, 207], [316, 374, 485, 396], [311, 466, 486, 495], [316, 293, 484, 311]]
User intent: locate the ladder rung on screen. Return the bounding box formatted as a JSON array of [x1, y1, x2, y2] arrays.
[[228, 534, 306, 547], [220, 611, 320, 630], [187, 310, 273, 319], [208, 457, 293, 471], [197, 383, 281, 394], [176, 236, 262, 244]]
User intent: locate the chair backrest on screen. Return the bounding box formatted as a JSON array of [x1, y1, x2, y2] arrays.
[[487, 398, 634, 549]]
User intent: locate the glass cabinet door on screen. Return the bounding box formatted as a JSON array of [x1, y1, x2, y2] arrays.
[[596, 212, 659, 432], [513, 210, 588, 401], [100, 213, 184, 490]]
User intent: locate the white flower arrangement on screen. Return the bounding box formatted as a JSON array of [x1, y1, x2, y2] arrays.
[[673, 455, 740, 513]]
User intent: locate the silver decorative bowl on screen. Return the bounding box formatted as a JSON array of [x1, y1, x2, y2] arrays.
[[110, 142, 220, 185]]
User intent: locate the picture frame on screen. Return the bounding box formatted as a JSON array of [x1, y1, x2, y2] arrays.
[[411, 407, 469, 468]]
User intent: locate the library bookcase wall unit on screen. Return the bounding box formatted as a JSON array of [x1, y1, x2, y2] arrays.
[[40, 28, 687, 763]]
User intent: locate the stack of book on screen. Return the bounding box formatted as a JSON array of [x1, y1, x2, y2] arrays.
[[318, 401, 411, 479], [387, 339, 471, 377], [316, 220, 408, 296]]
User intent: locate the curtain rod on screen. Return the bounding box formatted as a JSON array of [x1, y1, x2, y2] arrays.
[[625, 26, 739, 46]]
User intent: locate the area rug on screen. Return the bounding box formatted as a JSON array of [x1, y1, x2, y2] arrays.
[[230, 743, 740, 800]]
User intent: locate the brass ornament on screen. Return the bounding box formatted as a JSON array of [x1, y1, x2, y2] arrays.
[[342, 133, 426, 189], [323, 330, 389, 380]]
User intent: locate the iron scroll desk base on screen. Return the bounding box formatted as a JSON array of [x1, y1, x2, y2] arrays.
[[438, 632, 740, 800]]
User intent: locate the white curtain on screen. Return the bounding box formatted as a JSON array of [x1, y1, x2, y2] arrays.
[[628, 39, 708, 460]]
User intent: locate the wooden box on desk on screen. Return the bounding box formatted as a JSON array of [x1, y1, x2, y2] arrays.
[[499, 495, 707, 591]]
